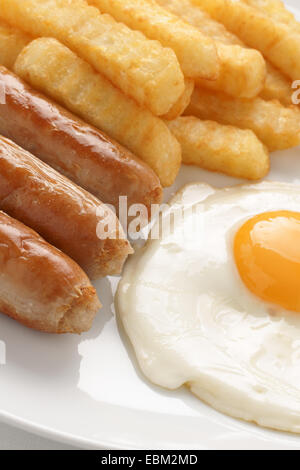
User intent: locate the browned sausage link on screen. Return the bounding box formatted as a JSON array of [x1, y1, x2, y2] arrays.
[[0, 136, 133, 279], [0, 66, 163, 215], [0, 210, 101, 334]]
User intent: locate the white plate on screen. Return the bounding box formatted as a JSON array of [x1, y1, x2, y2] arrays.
[[1, 0, 300, 451]]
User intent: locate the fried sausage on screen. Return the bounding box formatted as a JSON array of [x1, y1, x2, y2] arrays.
[[0, 210, 101, 333], [0, 136, 133, 279], [0, 66, 163, 215]]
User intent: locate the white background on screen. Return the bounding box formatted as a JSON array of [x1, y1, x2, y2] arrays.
[[0, 422, 77, 450]]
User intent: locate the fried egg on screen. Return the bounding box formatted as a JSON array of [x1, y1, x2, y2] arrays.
[[116, 182, 300, 434]]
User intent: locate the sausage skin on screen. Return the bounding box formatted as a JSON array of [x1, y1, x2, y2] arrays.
[[0, 136, 133, 279], [0, 210, 101, 333], [0, 66, 163, 215]]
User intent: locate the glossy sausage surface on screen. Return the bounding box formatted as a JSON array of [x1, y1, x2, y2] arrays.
[[0, 66, 163, 215], [0, 210, 101, 333], [0, 136, 133, 279]]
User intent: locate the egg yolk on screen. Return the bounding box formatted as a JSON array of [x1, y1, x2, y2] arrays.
[[234, 211, 300, 312]]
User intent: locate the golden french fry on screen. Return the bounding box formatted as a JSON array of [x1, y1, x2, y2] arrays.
[[196, 43, 266, 99], [157, 0, 292, 104], [243, 0, 300, 34], [14, 38, 181, 187], [156, 0, 242, 44], [186, 87, 300, 151], [87, 0, 219, 80], [160, 0, 291, 104], [0, 20, 31, 69], [156, 0, 266, 98], [262, 62, 293, 106], [163, 79, 194, 120], [167, 116, 269, 180], [192, 0, 300, 81], [0, 0, 185, 116]]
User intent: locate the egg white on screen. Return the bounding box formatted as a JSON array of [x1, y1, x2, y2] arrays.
[[116, 182, 300, 433]]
